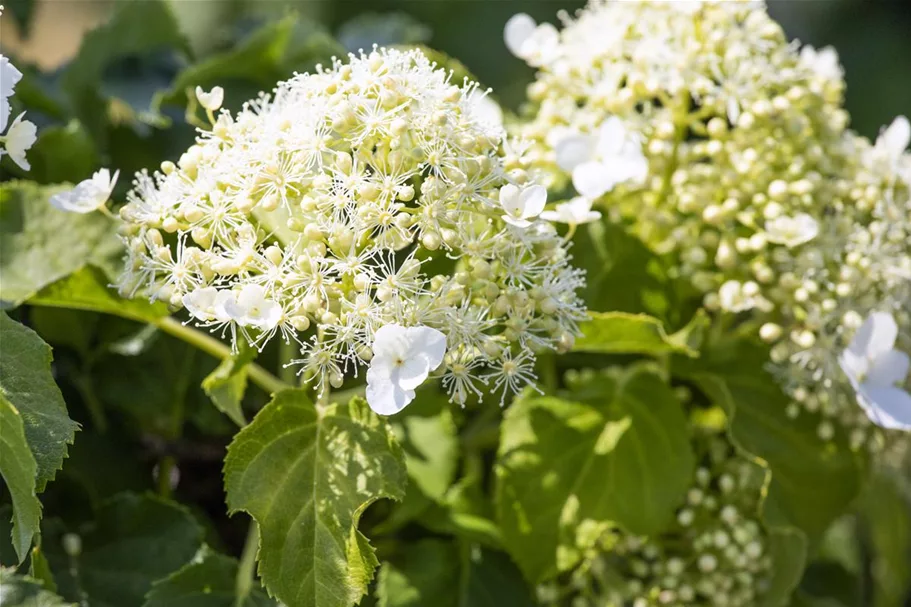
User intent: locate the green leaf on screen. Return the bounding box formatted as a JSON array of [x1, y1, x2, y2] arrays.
[[0, 396, 42, 563], [0, 568, 72, 606], [202, 342, 256, 427], [153, 15, 343, 114], [27, 266, 170, 324], [0, 313, 78, 491], [376, 540, 534, 607], [61, 0, 191, 143], [223, 391, 407, 607], [390, 394, 459, 502], [495, 367, 695, 582], [46, 493, 204, 607], [338, 13, 431, 52], [22, 122, 99, 185], [861, 473, 911, 607], [143, 546, 276, 607], [674, 336, 866, 542], [572, 311, 700, 357], [0, 182, 121, 307], [762, 526, 809, 607]]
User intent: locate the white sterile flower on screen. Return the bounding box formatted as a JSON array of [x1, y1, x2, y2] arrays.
[[555, 117, 648, 199], [182, 287, 234, 324], [876, 115, 910, 163], [503, 13, 559, 66], [499, 183, 547, 228], [2, 112, 36, 171], [0, 55, 23, 132], [366, 324, 447, 415], [798, 45, 842, 80], [839, 311, 911, 431], [540, 196, 602, 225], [195, 86, 224, 112], [50, 168, 119, 214], [764, 213, 819, 248], [224, 284, 282, 331]]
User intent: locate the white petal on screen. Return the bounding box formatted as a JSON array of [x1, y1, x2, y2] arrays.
[[395, 356, 431, 391], [504, 13, 537, 58], [503, 215, 532, 228], [857, 385, 911, 431], [182, 287, 218, 321], [850, 312, 898, 361], [236, 284, 266, 308], [867, 350, 910, 387], [602, 153, 648, 186], [213, 290, 236, 323], [499, 183, 521, 214], [880, 116, 910, 158], [0, 55, 23, 99], [366, 372, 415, 416], [406, 326, 447, 370], [554, 134, 595, 171], [596, 117, 628, 156], [0, 97, 9, 133], [372, 323, 410, 359], [5, 113, 36, 171], [254, 299, 283, 331], [519, 184, 547, 219], [572, 161, 612, 199], [839, 350, 867, 386]]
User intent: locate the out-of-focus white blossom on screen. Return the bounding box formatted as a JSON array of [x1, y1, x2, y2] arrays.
[[555, 117, 648, 199], [50, 168, 119, 214], [366, 324, 446, 415], [840, 312, 911, 431], [503, 13, 559, 67], [118, 47, 586, 405], [540, 196, 602, 225], [510, 0, 911, 446], [0, 54, 23, 132]]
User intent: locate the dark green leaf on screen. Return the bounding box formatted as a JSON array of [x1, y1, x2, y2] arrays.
[[201, 342, 256, 427], [674, 336, 866, 542], [22, 122, 99, 185], [338, 13, 431, 52], [572, 311, 698, 357], [0, 182, 121, 307], [223, 392, 407, 607], [495, 367, 695, 582], [143, 546, 276, 607], [0, 396, 41, 563], [0, 568, 72, 606], [62, 0, 191, 143], [862, 473, 911, 607], [763, 526, 809, 607], [46, 493, 204, 607], [376, 539, 534, 607], [0, 313, 78, 491]]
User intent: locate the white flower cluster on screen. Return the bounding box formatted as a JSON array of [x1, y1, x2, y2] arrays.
[[117, 47, 586, 413], [0, 54, 37, 171], [509, 0, 911, 444]]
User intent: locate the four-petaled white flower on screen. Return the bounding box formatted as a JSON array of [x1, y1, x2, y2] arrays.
[[555, 117, 649, 200], [195, 86, 224, 112], [499, 183, 547, 228], [366, 324, 447, 415], [3, 112, 37, 171], [224, 284, 282, 331], [50, 168, 119, 214], [182, 286, 234, 324], [540, 196, 602, 225], [798, 45, 842, 81], [1, 55, 23, 132], [839, 311, 911, 431], [764, 213, 819, 248], [503, 13, 559, 66]]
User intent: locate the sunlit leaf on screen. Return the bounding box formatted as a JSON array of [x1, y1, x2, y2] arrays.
[[201, 342, 256, 427], [572, 311, 701, 357], [224, 392, 407, 607], [0, 396, 41, 563], [495, 367, 695, 582]]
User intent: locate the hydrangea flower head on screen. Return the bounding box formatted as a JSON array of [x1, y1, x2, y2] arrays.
[[118, 47, 586, 407], [510, 0, 911, 445]]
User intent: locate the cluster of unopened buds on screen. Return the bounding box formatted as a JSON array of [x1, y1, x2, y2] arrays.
[[506, 0, 911, 442], [111, 47, 588, 414]]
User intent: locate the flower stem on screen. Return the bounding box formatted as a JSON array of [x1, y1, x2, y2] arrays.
[[156, 317, 289, 395], [234, 520, 259, 607]]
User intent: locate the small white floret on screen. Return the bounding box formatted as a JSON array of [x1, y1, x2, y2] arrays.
[[366, 324, 447, 415]]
